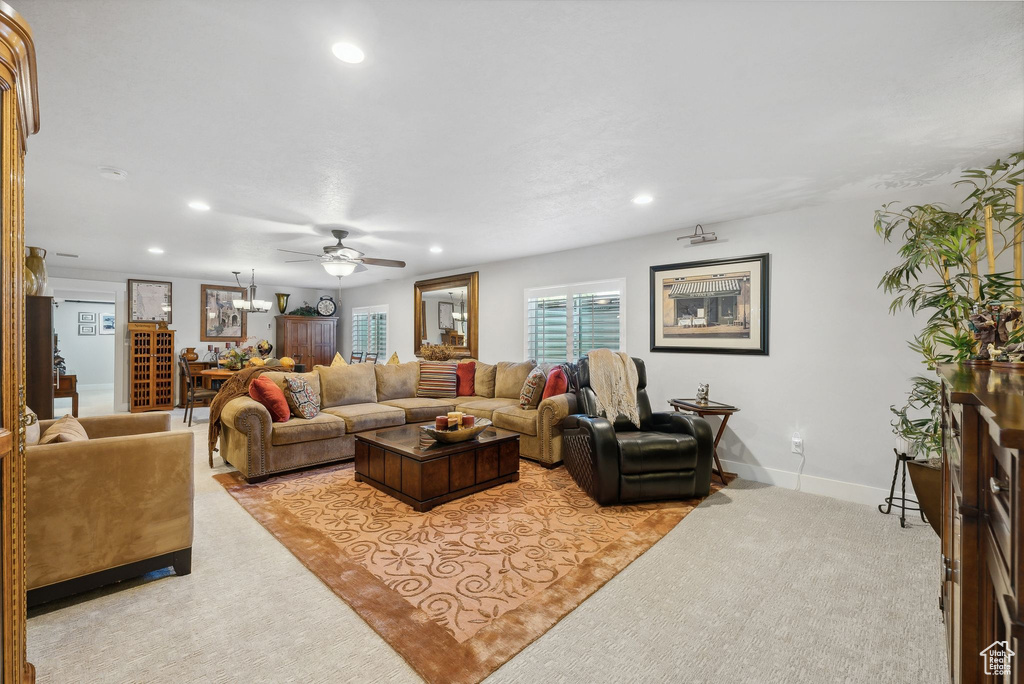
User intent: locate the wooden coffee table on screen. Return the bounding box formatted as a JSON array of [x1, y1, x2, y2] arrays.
[[354, 423, 520, 512]]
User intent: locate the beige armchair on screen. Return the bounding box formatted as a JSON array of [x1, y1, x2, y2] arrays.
[[26, 412, 194, 606]]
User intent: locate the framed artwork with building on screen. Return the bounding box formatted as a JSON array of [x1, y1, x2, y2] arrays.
[[650, 253, 770, 355], [200, 283, 246, 342]]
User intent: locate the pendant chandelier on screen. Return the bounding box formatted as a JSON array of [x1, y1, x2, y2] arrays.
[[232, 269, 271, 313]]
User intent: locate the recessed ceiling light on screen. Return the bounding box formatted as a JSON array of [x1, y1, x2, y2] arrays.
[[429, 246, 443, 254], [332, 42, 365, 64], [98, 166, 128, 181], [188, 200, 211, 211], [148, 247, 164, 254], [632, 194, 654, 205]]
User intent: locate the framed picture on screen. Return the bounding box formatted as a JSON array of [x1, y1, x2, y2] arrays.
[[78, 324, 96, 336], [438, 301, 455, 330], [650, 253, 770, 355], [78, 311, 96, 324], [200, 284, 246, 342], [99, 313, 115, 335], [128, 279, 172, 324]]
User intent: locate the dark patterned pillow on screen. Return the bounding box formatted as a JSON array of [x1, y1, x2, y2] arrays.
[[519, 366, 547, 408], [284, 376, 320, 419]]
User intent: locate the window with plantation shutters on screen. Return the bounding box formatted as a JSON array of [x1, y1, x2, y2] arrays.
[[352, 305, 388, 358], [524, 279, 626, 362]]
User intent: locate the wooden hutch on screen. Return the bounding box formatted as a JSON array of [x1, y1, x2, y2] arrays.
[[939, 363, 1024, 683], [128, 323, 176, 412], [0, 3, 39, 681], [275, 315, 337, 368]]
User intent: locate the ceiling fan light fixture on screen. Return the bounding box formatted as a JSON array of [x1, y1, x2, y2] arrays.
[[323, 261, 358, 277], [331, 42, 365, 64]]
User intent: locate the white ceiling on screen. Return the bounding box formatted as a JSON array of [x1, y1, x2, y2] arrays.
[[19, 0, 1024, 289]]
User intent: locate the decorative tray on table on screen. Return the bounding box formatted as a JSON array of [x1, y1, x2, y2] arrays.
[[420, 419, 492, 444]]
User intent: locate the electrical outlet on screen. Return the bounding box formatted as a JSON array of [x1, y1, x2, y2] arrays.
[[791, 433, 804, 455]]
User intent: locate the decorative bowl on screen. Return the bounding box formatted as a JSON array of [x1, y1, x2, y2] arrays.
[[420, 419, 492, 444]]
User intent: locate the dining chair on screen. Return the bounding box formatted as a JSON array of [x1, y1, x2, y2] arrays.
[[350, 351, 364, 364], [179, 356, 218, 427], [364, 352, 379, 364]]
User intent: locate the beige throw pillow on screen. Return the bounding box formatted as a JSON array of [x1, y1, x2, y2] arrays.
[[317, 362, 377, 407], [331, 352, 348, 367], [474, 362, 497, 398], [386, 352, 400, 365], [375, 362, 419, 401], [495, 360, 536, 399], [24, 407, 39, 445], [39, 414, 89, 444]]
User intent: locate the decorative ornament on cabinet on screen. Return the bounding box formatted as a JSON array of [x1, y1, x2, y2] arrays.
[[275, 292, 290, 314], [25, 246, 46, 295]]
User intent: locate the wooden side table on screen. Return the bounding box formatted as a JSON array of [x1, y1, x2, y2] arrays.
[[668, 398, 739, 484], [54, 373, 78, 417]]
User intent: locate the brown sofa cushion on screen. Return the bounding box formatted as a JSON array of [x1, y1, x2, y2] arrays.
[[374, 361, 419, 401], [317, 362, 377, 407], [321, 403, 404, 432], [264, 370, 321, 398], [39, 414, 89, 444], [457, 397, 520, 420], [379, 397, 456, 422], [492, 405, 539, 436], [474, 362, 497, 398], [270, 413, 346, 446], [495, 361, 536, 399]]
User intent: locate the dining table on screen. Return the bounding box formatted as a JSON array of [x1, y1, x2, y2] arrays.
[[199, 367, 238, 391]]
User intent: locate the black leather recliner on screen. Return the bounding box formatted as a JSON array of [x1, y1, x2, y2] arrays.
[[562, 357, 714, 505]]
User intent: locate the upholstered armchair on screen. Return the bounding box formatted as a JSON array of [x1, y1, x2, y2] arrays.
[[26, 412, 194, 605], [561, 357, 714, 505]]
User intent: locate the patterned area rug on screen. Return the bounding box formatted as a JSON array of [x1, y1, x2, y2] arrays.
[[215, 461, 727, 684]]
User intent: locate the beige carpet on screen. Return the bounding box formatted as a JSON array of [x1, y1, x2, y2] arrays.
[[27, 413, 946, 682], [215, 461, 729, 684]]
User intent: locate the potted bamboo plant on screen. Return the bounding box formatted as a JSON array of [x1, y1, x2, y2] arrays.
[[876, 152, 1023, 534]]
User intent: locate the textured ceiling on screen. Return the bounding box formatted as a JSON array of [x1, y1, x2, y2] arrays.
[[19, 0, 1024, 289]]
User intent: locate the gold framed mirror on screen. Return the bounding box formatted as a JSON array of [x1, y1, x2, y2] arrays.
[[414, 272, 479, 359]]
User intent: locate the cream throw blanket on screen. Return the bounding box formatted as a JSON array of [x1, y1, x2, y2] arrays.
[[587, 349, 640, 427]]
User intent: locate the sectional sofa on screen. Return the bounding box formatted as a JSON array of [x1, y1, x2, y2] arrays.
[[218, 359, 576, 482]]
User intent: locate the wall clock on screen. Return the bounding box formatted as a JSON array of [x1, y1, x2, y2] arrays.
[[316, 295, 337, 317]]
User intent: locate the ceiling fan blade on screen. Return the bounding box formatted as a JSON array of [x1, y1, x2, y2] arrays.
[[277, 248, 323, 258], [284, 259, 317, 263], [359, 257, 406, 268]]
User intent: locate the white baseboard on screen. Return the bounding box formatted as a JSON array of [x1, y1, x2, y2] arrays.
[[720, 458, 903, 508]]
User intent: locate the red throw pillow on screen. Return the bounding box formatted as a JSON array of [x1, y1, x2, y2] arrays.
[[249, 375, 290, 423], [541, 366, 568, 400], [456, 361, 476, 396]]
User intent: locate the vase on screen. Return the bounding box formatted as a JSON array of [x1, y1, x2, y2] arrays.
[[25, 246, 47, 295], [23, 266, 37, 296], [275, 292, 290, 314], [182, 347, 199, 362]]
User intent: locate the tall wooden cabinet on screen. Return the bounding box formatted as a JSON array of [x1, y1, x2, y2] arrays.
[[128, 324, 176, 412], [939, 364, 1024, 683], [0, 4, 39, 682], [275, 315, 337, 368], [24, 295, 52, 420]]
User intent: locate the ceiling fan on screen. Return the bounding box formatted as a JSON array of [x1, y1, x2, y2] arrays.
[[278, 229, 406, 277]]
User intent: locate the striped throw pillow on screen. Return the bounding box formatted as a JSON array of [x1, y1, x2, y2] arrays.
[[417, 361, 458, 398]]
